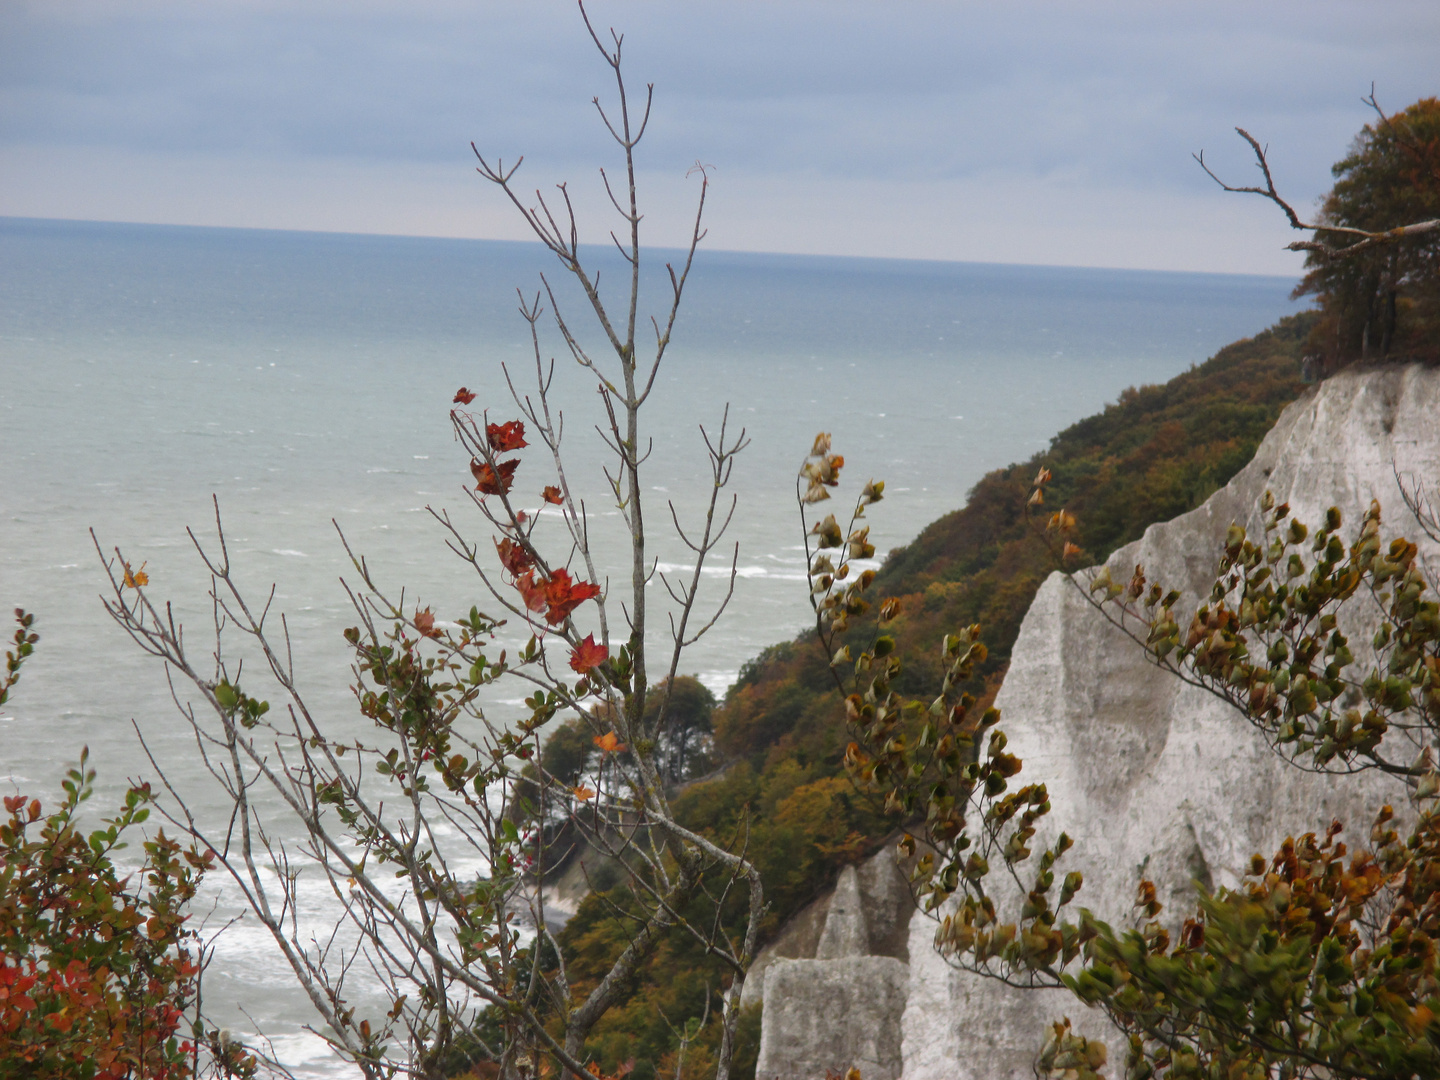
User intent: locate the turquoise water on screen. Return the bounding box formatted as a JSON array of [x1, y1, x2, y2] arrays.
[[0, 216, 1302, 1073]]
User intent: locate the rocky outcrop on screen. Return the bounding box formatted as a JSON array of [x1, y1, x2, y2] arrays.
[[744, 850, 914, 1012], [754, 857, 915, 1080], [755, 364, 1440, 1080]]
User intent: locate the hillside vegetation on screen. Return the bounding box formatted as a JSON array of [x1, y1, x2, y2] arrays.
[[547, 311, 1315, 1080]]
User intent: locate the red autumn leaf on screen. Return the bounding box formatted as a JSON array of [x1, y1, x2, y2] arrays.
[[496, 538, 534, 577], [543, 569, 602, 625], [453, 387, 476, 405], [413, 608, 440, 638], [471, 457, 520, 495], [541, 485, 563, 505], [514, 571, 548, 614], [486, 420, 528, 453], [568, 633, 609, 674]]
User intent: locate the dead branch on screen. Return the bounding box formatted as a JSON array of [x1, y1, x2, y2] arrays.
[[1196, 125, 1439, 258]]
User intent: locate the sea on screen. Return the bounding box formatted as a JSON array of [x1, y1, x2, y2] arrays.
[[0, 216, 1302, 1074]]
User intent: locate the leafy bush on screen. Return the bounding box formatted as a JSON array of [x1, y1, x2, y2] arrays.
[[1, 613, 221, 1079]]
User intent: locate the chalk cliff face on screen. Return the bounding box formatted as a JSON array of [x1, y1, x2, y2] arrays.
[[755, 365, 1440, 1080], [751, 855, 916, 1080]]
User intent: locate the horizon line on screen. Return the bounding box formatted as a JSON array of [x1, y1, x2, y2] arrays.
[[1, 214, 1303, 284]]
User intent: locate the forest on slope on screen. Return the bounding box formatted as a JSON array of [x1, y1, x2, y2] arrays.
[[531, 311, 1316, 1080]]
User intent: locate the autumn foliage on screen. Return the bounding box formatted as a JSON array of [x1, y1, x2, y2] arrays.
[[569, 634, 609, 674], [0, 745, 218, 1079], [471, 456, 520, 496], [486, 420, 528, 453]]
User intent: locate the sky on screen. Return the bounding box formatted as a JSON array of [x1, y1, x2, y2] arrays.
[[2, 0, 1436, 275]]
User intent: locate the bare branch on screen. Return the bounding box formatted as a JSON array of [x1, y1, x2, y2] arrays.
[[1195, 126, 1440, 258]]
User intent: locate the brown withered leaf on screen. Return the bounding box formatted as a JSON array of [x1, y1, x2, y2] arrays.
[[495, 538, 534, 577], [413, 608, 441, 638], [472, 458, 520, 495]]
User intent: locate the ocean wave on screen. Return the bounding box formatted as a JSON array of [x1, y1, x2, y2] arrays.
[[652, 561, 807, 581]]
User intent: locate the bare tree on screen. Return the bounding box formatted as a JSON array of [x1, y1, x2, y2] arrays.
[[97, 6, 763, 1078]]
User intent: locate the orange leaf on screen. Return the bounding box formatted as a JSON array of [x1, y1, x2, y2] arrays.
[[541, 485, 563, 505], [471, 458, 519, 495], [453, 387, 476, 405], [572, 785, 596, 802], [593, 731, 626, 755], [568, 633, 609, 674], [486, 420, 528, 452], [122, 561, 149, 589], [1062, 542, 1082, 561]]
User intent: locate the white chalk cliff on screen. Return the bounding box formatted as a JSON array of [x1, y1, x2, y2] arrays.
[[755, 364, 1440, 1080]]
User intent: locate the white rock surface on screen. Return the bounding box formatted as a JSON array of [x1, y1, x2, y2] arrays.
[[757, 956, 910, 1080], [898, 365, 1440, 1080], [815, 865, 869, 959]]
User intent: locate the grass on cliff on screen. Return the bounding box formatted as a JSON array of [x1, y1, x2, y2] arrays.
[[546, 311, 1315, 1080]]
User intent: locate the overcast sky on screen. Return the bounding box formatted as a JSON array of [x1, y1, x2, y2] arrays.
[[2, 0, 1436, 274]]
